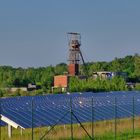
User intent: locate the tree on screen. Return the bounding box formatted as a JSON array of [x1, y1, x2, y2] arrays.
[[134, 54, 140, 81]]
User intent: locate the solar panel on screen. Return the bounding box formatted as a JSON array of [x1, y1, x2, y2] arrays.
[[0, 91, 140, 128]]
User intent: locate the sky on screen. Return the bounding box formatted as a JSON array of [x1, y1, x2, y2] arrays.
[[0, 0, 140, 68]]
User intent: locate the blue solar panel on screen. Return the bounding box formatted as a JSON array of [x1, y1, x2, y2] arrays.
[[0, 120, 6, 126], [0, 91, 140, 128]]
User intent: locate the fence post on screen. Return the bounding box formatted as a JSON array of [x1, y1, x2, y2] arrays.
[[114, 97, 117, 140], [91, 97, 94, 139], [0, 100, 1, 140], [31, 99, 34, 140], [70, 97, 73, 140], [132, 96, 135, 137]]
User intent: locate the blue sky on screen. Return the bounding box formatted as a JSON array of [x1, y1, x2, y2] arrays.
[[0, 0, 140, 67]]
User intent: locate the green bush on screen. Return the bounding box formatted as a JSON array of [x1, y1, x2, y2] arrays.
[[69, 77, 127, 93], [135, 83, 140, 90], [0, 89, 4, 97]]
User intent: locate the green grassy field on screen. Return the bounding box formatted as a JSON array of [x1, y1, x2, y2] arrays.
[[1, 117, 140, 140]]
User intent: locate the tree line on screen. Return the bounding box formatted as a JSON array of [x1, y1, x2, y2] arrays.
[[0, 54, 140, 97]]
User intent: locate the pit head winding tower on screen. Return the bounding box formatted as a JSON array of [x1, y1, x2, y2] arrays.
[[67, 32, 81, 76]]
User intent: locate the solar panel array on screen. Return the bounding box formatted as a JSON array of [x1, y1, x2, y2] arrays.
[[0, 91, 140, 128]]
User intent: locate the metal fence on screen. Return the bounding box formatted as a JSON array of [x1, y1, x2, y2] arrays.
[[1, 94, 140, 140]]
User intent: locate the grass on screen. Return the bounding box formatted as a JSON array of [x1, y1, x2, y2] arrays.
[[1, 117, 140, 140]]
